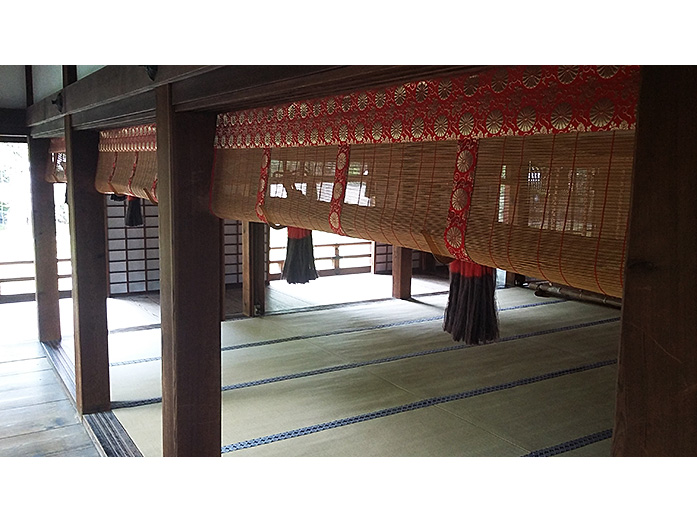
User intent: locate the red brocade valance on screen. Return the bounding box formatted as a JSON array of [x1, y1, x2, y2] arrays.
[[98, 125, 157, 153], [94, 124, 159, 203], [214, 66, 638, 150]]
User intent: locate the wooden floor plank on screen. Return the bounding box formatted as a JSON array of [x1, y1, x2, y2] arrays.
[[0, 342, 46, 364], [42, 443, 101, 458], [0, 339, 102, 457], [0, 398, 82, 440], [0, 368, 61, 395], [0, 357, 52, 378], [0, 422, 99, 457], [0, 379, 68, 411]]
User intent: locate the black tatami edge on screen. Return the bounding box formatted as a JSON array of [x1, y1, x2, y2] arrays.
[[110, 298, 568, 368], [111, 307, 613, 409], [83, 411, 143, 457], [40, 340, 142, 458], [262, 290, 451, 317], [523, 429, 614, 457], [220, 359, 617, 454]]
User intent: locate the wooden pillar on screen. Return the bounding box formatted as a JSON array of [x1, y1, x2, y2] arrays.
[[392, 246, 412, 300], [420, 251, 436, 274], [64, 121, 110, 414], [156, 85, 221, 457], [242, 221, 266, 317], [220, 224, 227, 321], [28, 138, 61, 342], [612, 66, 697, 456], [505, 272, 526, 287]]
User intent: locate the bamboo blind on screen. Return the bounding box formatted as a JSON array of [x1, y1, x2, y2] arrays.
[[210, 148, 268, 223], [94, 151, 115, 194], [465, 130, 635, 297], [340, 141, 457, 255], [210, 142, 458, 256], [45, 138, 66, 183], [263, 145, 338, 231], [129, 151, 157, 202], [45, 152, 67, 183], [94, 125, 158, 202], [94, 151, 158, 202]]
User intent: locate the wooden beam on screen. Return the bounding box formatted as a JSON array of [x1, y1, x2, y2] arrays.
[[25, 65, 33, 107], [26, 65, 220, 129], [242, 221, 266, 317], [27, 65, 487, 135], [25, 92, 65, 129], [64, 121, 110, 415], [172, 65, 486, 113], [612, 66, 697, 456], [24, 116, 65, 139], [392, 246, 413, 300], [28, 138, 61, 342], [171, 65, 342, 111], [71, 90, 155, 131], [156, 84, 222, 457]]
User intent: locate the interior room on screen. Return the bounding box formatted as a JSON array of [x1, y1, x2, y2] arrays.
[[1, 64, 695, 463]]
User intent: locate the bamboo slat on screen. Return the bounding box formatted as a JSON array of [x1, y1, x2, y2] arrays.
[[465, 130, 635, 297]]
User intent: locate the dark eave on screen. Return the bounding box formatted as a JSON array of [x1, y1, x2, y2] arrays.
[[1, 108, 28, 140], [26, 65, 490, 137]]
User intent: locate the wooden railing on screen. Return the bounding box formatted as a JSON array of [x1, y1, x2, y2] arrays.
[[269, 240, 372, 279], [0, 259, 72, 301]]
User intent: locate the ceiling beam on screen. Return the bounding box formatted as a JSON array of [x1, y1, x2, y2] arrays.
[[25, 64, 489, 136], [26, 65, 222, 130], [71, 90, 156, 131], [30, 118, 65, 138], [171, 65, 485, 113]]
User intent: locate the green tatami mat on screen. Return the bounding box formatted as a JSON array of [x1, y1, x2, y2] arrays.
[[111, 288, 621, 457]]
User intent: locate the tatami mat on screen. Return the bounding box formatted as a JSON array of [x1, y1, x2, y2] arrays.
[[229, 404, 528, 457], [437, 365, 618, 451], [110, 286, 620, 457]]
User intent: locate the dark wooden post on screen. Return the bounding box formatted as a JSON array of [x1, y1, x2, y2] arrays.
[[220, 224, 227, 321], [612, 66, 697, 456], [242, 221, 266, 317], [420, 251, 436, 273], [505, 272, 526, 287], [392, 246, 412, 300], [156, 84, 222, 457], [28, 138, 62, 342], [64, 121, 110, 414]]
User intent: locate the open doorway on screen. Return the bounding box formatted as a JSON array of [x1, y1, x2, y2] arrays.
[[0, 142, 71, 304], [0, 142, 35, 302]]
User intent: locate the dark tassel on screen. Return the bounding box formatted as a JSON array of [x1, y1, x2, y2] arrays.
[[282, 227, 318, 284], [443, 260, 499, 344], [110, 194, 127, 202], [125, 196, 143, 227]]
